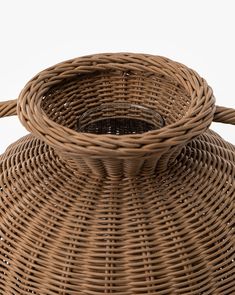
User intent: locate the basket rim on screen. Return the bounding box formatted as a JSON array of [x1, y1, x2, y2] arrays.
[[17, 52, 216, 157]]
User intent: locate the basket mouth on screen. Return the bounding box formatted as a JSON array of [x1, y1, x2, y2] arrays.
[[77, 103, 165, 135], [17, 53, 215, 158]]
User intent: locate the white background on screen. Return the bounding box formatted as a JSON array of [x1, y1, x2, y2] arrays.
[[0, 0, 235, 154]]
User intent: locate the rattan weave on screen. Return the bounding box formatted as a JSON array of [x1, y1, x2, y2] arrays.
[[0, 53, 235, 295]]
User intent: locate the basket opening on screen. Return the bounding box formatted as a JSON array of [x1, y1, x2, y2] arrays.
[[41, 70, 191, 134], [77, 103, 164, 135]]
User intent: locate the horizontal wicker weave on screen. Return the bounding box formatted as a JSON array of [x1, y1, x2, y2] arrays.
[[0, 53, 235, 295]]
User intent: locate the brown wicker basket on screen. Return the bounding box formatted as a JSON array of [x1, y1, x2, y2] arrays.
[[0, 53, 235, 295]]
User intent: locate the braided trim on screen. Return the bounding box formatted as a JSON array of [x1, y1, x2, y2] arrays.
[[17, 53, 215, 157]]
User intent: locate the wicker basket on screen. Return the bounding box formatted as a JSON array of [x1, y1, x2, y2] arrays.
[[0, 53, 235, 295]]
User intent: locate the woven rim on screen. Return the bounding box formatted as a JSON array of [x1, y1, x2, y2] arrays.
[[17, 53, 216, 157]]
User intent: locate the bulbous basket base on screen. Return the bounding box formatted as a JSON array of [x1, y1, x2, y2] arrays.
[[0, 129, 234, 294]]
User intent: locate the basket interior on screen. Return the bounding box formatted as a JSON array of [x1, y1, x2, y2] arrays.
[[41, 70, 191, 134]]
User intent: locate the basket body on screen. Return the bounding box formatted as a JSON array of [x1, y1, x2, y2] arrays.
[[0, 53, 234, 294]]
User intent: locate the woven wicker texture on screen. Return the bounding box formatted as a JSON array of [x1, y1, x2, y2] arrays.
[[0, 53, 234, 295]]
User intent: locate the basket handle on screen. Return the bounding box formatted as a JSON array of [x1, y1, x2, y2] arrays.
[[0, 99, 234, 125], [0, 99, 17, 118], [213, 105, 235, 125]]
